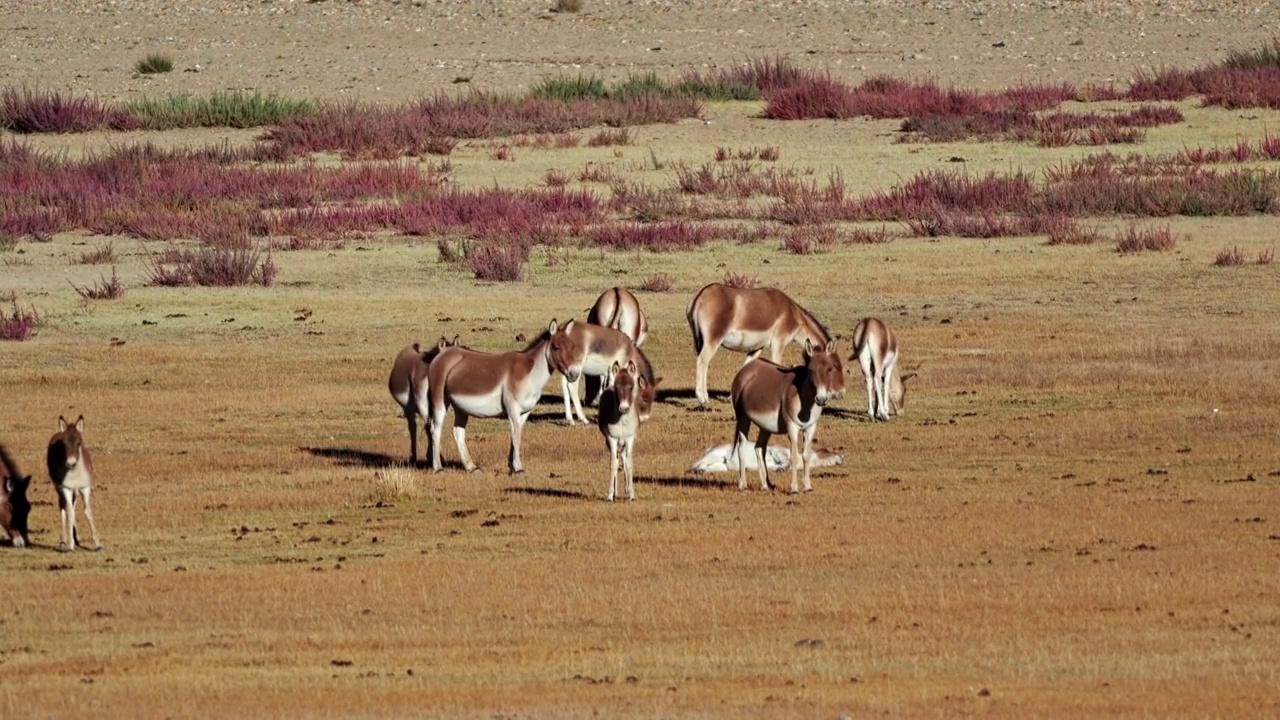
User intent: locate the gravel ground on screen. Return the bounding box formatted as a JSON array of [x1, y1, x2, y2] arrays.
[[2, 1, 1278, 103]]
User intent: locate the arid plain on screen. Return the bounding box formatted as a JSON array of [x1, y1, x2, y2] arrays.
[[2, 1, 1279, 718]]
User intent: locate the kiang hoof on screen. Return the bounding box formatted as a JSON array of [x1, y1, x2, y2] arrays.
[[804, 488, 815, 494], [508, 468, 525, 476], [56, 544, 73, 553], [91, 545, 105, 552]]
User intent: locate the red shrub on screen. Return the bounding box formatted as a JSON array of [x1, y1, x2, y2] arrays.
[[587, 221, 712, 252], [637, 273, 674, 292], [466, 241, 525, 282], [721, 271, 758, 289], [0, 297, 41, 341], [1213, 246, 1248, 266], [1115, 224, 1177, 254]]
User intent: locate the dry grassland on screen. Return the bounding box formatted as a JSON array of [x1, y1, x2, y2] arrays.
[[3, 99, 1280, 719]]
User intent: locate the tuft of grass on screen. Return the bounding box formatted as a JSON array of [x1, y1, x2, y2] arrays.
[[71, 267, 127, 301], [611, 72, 671, 100], [637, 273, 674, 293], [135, 53, 174, 75], [587, 127, 633, 147], [367, 466, 419, 504], [75, 242, 117, 265], [532, 74, 607, 102], [1257, 247, 1275, 265], [551, 0, 583, 13], [146, 246, 278, 287], [0, 297, 41, 341], [544, 169, 571, 187], [1115, 224, 1177, 254], [721, 271, 758, 289], [1214, 246, 1249, 266]]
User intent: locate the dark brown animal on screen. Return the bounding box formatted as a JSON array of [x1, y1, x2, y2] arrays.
[[1, 444, 31, 548], [597, 360, 648, 502], [47, 415, 102, 551], [729, 340, 846, 494]]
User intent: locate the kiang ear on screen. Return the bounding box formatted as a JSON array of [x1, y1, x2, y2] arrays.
[[563, 319, 575, 331], [652, 377, 663, 387], [437, 336, 449, 350], [76, 416, 86, 432], [824, 339, 838, 354], [611, 361, 622, 375], [804, 338, 816, 356], [58, 416, 68, 432], [548, 319, 559, 334], [626, 360, 637, 375], [451, 335, 460, 347]]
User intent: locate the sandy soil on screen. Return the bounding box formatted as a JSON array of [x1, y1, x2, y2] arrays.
[[3, 0, 1279, 105]]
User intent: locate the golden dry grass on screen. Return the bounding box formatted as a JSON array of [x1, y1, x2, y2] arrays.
[[2, 103, 1280, 719]]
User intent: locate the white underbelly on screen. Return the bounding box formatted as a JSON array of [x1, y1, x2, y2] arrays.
[[450, 390, 506, 418], [721, 330, 771, 353]]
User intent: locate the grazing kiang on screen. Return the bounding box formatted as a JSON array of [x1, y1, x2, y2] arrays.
[[388, 335, 461, 463], [729, 340, 846, 494], [584, 287, 648, 407], [558, 321, 659, 425], [1, 444, 32, 548], [852, 317, 915, 422], [428, 320, 585, 474], [687, 443, 844, 474], [597, 360, 649, 502], [587, 286, 648, 348], [47, 415, 103, 552], [686, 282, 831, 406]]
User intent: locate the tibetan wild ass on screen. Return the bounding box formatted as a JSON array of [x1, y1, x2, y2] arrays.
[[584, 287, 648, 406], [428, 320, 585, 474], [1, 444, 32, 548], [730, 340, 845, 494], [686, 283, 831, 406], [388, 335, 461, 463], [560, 322, 659, 425], [687, 443, 844, 474], [47, 415, 103, 551], [852, 317, 915, 421], [597, 360, 648, 502], [588, 287, 648, 348]]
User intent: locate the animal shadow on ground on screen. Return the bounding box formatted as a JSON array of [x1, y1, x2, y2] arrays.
[[821, 406, 866, 421], [504, 486, 589, 500], [656, 388, 729, 403], [638, 475, 732, 491], [301, 446, 397, 469]]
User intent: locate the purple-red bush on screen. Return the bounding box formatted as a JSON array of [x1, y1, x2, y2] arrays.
[[1213, 246, 1248, 266], [1115, 224, 1177, 254], [721, 271, 758, 289], [586, 221, 712, 252], [1, 87, 138, 134], [0, 297, 41, 340], [466, 241, 526, 282], [637, 273, 674, 292]]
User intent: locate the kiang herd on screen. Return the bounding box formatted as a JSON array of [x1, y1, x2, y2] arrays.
[[385, 282, 916, 503], [0, 281, 915, 552]]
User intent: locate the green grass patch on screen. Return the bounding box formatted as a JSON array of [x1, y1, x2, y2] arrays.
[[135, 53, 174, 75], [126, 90, 317, 130]]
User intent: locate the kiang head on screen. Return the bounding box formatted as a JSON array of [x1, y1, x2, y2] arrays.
[[545, 319, 583, 383], [803, 339, 846, 406]]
